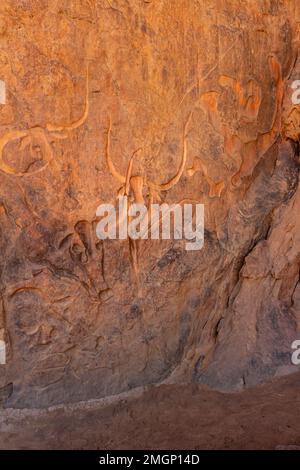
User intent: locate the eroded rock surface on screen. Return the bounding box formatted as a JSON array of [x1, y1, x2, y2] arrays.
[[0, 0, 300, 408]]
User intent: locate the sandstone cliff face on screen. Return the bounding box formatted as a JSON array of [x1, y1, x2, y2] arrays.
[[0, 0, 300, 408]]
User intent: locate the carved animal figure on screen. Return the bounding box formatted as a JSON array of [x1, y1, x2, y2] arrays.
[[0, 64, 89, 176], [105, 113, 192, 275], [106, 112, 192, 206]]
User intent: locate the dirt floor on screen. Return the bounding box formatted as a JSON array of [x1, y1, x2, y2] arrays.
[[0, 372, 300, 450]]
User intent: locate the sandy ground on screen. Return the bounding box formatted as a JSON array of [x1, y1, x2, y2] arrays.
[[0, 373, 300, 450]]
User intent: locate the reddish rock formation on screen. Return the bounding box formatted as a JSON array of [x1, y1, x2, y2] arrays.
[[0, 1, 300, 435]]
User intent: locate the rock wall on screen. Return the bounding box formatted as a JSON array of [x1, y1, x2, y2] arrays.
[[0, 0, 300, 408]]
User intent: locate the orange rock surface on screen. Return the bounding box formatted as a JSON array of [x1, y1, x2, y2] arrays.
[[0, 2, 300, 443]]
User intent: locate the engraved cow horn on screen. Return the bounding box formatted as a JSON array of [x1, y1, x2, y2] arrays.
[[125, 148, 142, 195], [105, 118, 142, 187], [0, 127, 55, 176], [46, 63, 89, 133], [148, 112, 192, 192], [0, 130, 28, 175], [105, 116, 125, 184]]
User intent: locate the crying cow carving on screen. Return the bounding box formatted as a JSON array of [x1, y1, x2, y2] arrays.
[[103, 113, 193, 273]]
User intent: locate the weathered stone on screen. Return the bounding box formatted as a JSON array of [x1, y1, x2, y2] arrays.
[[0, 1, 300, 417]]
